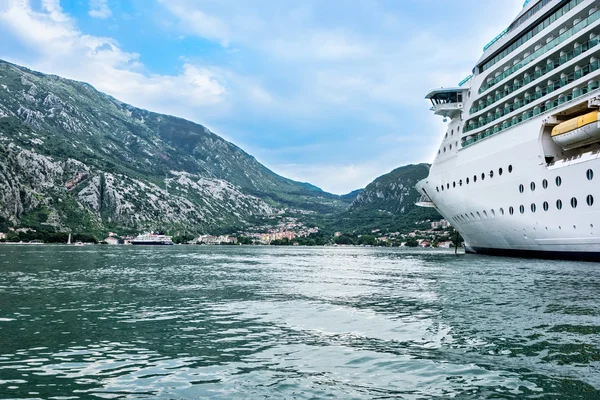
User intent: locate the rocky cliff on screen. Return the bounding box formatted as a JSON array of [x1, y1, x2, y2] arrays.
[[0, 60, 346, 233]]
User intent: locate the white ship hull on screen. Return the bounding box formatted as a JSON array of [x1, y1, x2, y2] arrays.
[[417, 0, 600, 259]]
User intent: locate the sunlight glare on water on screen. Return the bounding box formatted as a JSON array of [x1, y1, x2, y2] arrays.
[[0, 245, 599, 399]]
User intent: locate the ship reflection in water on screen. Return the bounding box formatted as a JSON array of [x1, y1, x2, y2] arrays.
[[0, 245, 599, 399]]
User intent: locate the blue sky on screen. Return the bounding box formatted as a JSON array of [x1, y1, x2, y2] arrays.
[[0, 0, 524, 193]]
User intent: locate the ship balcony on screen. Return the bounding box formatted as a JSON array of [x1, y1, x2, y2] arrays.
[[425, 88, 465, 119]]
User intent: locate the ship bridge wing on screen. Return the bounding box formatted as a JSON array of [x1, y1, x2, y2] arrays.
[[425, 87, 465, 119]]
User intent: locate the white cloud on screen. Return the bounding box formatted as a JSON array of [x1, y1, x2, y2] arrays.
[[89, 0, 112, 19], [0, 0, 238, 123]]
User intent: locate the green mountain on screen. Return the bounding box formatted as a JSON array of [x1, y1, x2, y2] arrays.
[[326, 164, 442, 233], [0, 60, 347, 234]]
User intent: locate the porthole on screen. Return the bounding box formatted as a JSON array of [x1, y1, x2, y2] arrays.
[[450, 144, 453, 150], [509, 206, 514, 215], [531, 203, 536, 213], [556, 199, 562, 210], [483, 210, 488, 218], [500, 208, 505, 215], [471, 212, 475, 220], [587, 169, 594, 181], [476, 211, 481, 220], [466, 177, 470, 184], [587, 194, 594, 206], [459, 179, 463, 186], [453, 181, 456, 188], [543, 201, 549, 211], [444, 147, 446, 153], [441, 186, 444, 191], [481, 173, 485, 181], [519, 205, 525, 214], [519, 184, 524, 193], [447, 183, 450, 189], [473, 175, 477, 183], [508, 165, 513, 173], [491, 209, 495, 217], [556, 176, 562, 187], [530, 182, 535, 191], [436, 187, 439, 192], [542, 179, 548, 189], [571, 197, 578, 208], [490, 170, 494, 178], [499, 168, 503, 176]]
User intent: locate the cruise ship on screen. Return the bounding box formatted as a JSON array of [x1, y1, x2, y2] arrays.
[[416, 0, 600, 259], [131, 233, 174, 245]]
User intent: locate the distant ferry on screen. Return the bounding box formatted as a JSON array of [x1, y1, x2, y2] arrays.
[[131, 233, 174, 245], [416, 0, 600, 260]]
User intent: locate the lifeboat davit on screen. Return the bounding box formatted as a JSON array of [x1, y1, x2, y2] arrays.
[[552, 110, 600, 150]]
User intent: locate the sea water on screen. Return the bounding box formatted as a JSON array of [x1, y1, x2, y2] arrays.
[[0, 245, 599, 399]]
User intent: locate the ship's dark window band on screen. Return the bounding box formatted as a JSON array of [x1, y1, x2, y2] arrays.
[[587, 194, 594, 206], [587, 169, 594, 180], [571, 197, 578, 208], [474, 27, 600, 114], [480, 0, 587, 76], [556, 176, 562, 187], [557, 199, 563, 209], [519, 184, 524, 193], [542, 179, 548, 189], [543, 201, 549, 211]]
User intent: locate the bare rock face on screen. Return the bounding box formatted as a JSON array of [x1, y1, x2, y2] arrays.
[[0, 59, 346, 233]]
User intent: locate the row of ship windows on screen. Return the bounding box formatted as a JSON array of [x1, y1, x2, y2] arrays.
[[472, 33, 600, 115], [436, 165, 513, 192], [451, 195, 595, 224], [480, 0, 583, 73], [480, 3, 596, 92], [517, 169, 593, 194]]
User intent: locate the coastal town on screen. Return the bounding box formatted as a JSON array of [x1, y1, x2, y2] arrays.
[[0, 218, 461, 248]]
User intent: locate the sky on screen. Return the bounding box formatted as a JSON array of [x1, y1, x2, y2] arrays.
[[0, 0, 525, 194]]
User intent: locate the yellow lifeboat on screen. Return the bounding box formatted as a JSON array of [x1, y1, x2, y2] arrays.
[[551, 110, 600, 149]]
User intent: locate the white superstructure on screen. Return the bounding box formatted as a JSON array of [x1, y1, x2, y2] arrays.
[[416, 0, 600, 259]]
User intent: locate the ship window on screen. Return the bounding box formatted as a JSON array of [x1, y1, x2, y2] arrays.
[[530, 182, 535, 191], [459, 179, 463, 186], [476, 211, 481, 219], [471, 212, 475, 220], [444, 147, 446, 153], [508, 165, 513, 173], [490, 170, 494, 178], [441, 185, 444, 191], [451, 129, 454, 136], [450, 144, 453, 150], [500, 207, 505, 215], [587, 169, 594, 180], [543, 201, 549, 211], [556, 176, 562, 187], [436, 187, 439, 192], [587, 194, 594, 206], [483, 210, 488, 218], [473, 175, 477, 183], [509, 206, 514, 215], [531, 203, 536, 213], [453, 181, 456, 188], [466, 177, 470, 184], [556, 199, 563, 210], [571, 197, 578, 208], [447, 183, 450, 189], [519, 205, 525, 214], [519, 184, 524, 193], [542, 179, 548, 189], [491, 209, 496, 217], [481, 173, 485, 180], [499, 168, 503, 176]]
